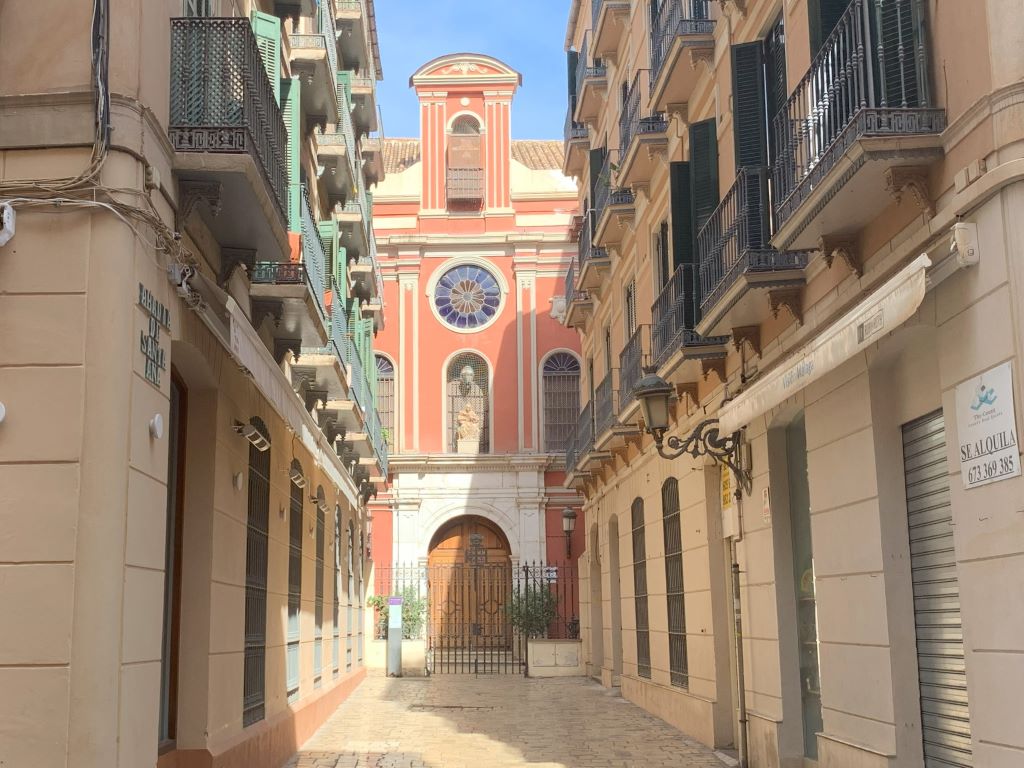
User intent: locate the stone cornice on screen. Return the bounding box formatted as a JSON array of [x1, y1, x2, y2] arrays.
[[389, 452, 556, 474]]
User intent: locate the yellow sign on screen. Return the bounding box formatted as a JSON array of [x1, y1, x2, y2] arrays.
[[720, 466, 733, 510]]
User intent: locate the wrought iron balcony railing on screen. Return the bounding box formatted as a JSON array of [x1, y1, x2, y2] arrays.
[[578, 214, 608, 274], [651, 264, 701, 367], [595, 370, 617, 438], [698, 166, 809, 316], [594, 154, 635, 227], [619, 72, 668, 157], [565, 422, 579, 473], [650, 0, 714, 82], [564, 103, 588, 144], [574, 34, 607, 104], [169, 17, 289, 219], [619, 326, 647, 412], [299, 187, 328, 320], [576, 401, 595, 464], [772, 0, 945, 227], [447, 168, 484, 202]]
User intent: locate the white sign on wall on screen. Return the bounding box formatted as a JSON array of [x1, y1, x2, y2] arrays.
[[955, 361, 1021, 489]]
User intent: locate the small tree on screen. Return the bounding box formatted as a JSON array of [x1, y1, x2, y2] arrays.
[[367, 586, 427, 640], [508, 583, 558, 639]]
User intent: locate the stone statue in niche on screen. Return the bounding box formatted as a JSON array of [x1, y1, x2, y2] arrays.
[[456, 404, 481, 441], [449, 364, 486, 453]]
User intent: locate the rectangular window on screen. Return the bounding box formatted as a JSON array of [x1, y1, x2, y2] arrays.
[[314, 501, 325, 688], [662, 478, 688, 688], [160, 375, 186, 744], [287, 477, 303, 701], [333, 509, 341, 678], [631, 498, 651, 679], [624, 280, 637, 339], [243, 421, 270, 727]]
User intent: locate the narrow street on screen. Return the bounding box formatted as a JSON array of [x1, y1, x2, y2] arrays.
[[284, 673, 730, 768]]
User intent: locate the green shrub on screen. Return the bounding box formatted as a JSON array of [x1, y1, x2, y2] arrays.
[[367, 586, 426, 640], [508, 584, 558, 639]]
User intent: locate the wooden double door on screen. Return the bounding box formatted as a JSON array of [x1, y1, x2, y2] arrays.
[[426, 516, 518, 673]]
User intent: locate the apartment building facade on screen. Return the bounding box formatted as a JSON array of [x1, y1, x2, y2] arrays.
[[0, 1, 387, 767], [562, 0, 1024, 766]]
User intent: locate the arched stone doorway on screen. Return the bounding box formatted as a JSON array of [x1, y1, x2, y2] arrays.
[[426, 516, 516, 673]]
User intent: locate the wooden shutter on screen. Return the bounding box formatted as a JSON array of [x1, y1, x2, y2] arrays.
[[763, 14, 788, 157], [878, 0, 921, 108], [731, 42, 768, 170], [567, 49, 579, 101], [688, 120, 719, 235], [670, 161, 699, 329], [809, 0, 852, 55], [250, 10, 281, 104], [281, 77, 302, 232], [588, 147, 606, 219]]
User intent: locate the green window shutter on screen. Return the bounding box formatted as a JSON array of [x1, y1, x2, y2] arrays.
[[688, 119, 719, 236], [335, 245, 348, 298], [336, 71, 353, 105], [567, 49, 579, 103], [250, 11, 281, 104], [670, 161, 700, 329], [877, 0, 922, 107], [281, 77, 302, 232], [588, 147, 606, 219], [731, 42, 768, 170], [318, 220, 339, 286], [809, 0, 852, 56]]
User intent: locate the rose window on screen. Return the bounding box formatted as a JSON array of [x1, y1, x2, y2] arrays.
[[433, 265, 501, 329]]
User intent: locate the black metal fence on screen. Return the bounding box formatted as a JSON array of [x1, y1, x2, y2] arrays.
[[594, 369, 617, 438], [619, 71, 667, 157], [649, 0, 714, 83], [619, 324, 649, 411], [372, 561, 580, 675]]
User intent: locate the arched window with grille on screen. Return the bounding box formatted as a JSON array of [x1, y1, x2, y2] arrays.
[[451, 114, 481, 135], [346, 522, 355, 671], [313, 487, 325, 689], [446, 352, 489, 453], [376, 355, 395, 451], [542, 352, 581, 452], [243, 418, 270, 727], [631, 497, 651, 679], [332, 505, 341, 679], [358, 532, 365, 665], [662, 477, 687, 687], [286, 460, 304, 701]]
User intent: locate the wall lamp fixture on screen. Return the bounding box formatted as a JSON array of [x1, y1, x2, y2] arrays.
[[562, 507, 577, 558], [633, 373, 751, 489], [233, 421, 270, 452]]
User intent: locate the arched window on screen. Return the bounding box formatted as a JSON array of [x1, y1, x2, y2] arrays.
[[631, 497, 651, 679], [447, 353, 489, 453], [333, 505, 341, 678], [313, 487, 325, 688], [662, 477, 687, 688], [346, 522, 355, 671], [376, 356, 395, 450], [543, 353, 581, 452], [243, 418, 270, 727], [451, 114, 481, 135], [358, 532, 365, 665], [286, 460, 304, 701]]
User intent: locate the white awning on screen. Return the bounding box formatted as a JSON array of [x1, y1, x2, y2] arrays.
[[718, 254, 932, 435]]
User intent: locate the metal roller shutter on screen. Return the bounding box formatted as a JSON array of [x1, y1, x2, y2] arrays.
[[902, 411, 973, 767]]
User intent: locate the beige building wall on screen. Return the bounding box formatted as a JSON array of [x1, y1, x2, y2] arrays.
[[564, 0, 1024, 765], [0, 1, 382, 767]]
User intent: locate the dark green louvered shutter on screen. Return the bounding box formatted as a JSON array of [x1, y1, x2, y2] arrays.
[[731, 42, 768, 170], [670, 162, 698, 328], [763, 14, 788, 157], [250, 11, 281, 104], [877, 0, 922, 108], [588, 147, 606, 220], [567, 49, 579, 101], [688, 120, 719, 235], [809, 0, 852, 55], [281, 77, 302, 232]]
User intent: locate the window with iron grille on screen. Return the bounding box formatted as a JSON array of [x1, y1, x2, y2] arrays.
[[662, 478, 688, 687], [624, 280, 637, 339], [183, 0, 213, 16], [243, 419, 270, 727], [447, 352, 490, 453], [542, 352, 581, 453], [358, 534, 365, 664], [333, 506, 340, 678], [346, 523, 355, 671], [286, 461, 303, 701], [631, 497, 651, 679], [376, 356, 395, 451], [314, 489, 325, 688]]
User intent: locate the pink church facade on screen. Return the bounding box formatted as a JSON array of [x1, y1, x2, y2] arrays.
[[368, 54, 584, 570]]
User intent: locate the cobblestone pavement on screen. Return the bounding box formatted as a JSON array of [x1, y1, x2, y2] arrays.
[[284, 672, 728, 768]]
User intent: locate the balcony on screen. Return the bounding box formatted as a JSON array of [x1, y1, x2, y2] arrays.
[[593, 155, 635, 248], [573, 35, 608, 124], [563, 103, 589, 177], [288, 10, 342, 125], [250, 187, 330, 353], [360, 135, 385, 184], [314, 127, 356, 200], [594, 368, 637, 450], [617, 72, 669, 189], [696, 167, 809, 336], [447, 167, 484, 208], [618, 324, 650, 417], [343, 69, 379, 135], [649, 0, 714, 113], [577, 214, 610, 293], [169, 17, 289, 259], [771, 0, 946, 252], [591, 0, 630, 62], [651, 264, 729, 373], [563, 262, 594, 329], [334, 0, 374, 79]]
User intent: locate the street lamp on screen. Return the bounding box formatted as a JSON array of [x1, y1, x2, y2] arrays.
[[633, 372, 749, 483], [562, 507, 577, 558]]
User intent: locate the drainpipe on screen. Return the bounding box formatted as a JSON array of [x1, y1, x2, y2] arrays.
[[732, 475, 749, 768]]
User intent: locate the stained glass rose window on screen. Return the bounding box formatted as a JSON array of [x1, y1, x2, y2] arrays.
[[433, 265, 501, 329]]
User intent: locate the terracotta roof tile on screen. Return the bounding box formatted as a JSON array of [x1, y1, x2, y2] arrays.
[[381, 138, 564, 175]]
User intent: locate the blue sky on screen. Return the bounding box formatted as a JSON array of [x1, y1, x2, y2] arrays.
[[373, 1, 570, 140]]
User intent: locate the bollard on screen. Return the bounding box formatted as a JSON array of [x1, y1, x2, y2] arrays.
[[386, 595, 403, 677]]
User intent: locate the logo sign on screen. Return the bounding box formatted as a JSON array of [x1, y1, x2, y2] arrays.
[[955, 361, 1020, 489], [721, 466, 734, 511], [138, 283, 171, 388]]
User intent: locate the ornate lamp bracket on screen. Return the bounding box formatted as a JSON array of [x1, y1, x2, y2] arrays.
[[651, 418, 750, 489]]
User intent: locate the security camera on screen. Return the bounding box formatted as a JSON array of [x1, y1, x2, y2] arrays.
[[950, 221, 979, 267], [0, 203, 16, 247]]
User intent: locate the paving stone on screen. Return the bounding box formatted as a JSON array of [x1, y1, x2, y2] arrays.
[[282, 673, 727, 768]]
